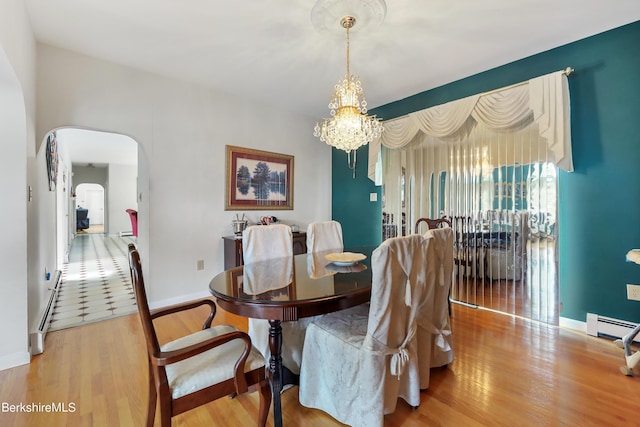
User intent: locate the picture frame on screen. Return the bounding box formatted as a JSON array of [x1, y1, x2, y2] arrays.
[[225, 145, 294, 210], [46, 133, 58, 191]]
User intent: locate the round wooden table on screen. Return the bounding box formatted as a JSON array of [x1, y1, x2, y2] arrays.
[[209, 248, 374, 427]]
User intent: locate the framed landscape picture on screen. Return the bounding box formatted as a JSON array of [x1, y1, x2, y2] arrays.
[[225, 145, 294, 210]]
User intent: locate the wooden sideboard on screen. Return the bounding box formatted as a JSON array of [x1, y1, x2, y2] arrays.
[[222, 232, 307, 269]]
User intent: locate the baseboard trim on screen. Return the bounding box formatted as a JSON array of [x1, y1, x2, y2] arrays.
[[559, 316, 586, 334], [29, 270, 62, 355], [0, 351, 30, 372], [149, 290, 212, 310]]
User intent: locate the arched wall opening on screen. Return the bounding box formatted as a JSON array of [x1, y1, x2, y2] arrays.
[[0, 45, 30, 368], [32, 127, 143, 337], [52, 127, 139, 266]]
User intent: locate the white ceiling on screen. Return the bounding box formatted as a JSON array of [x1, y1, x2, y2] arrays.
[[25, 0, 640, 119], [56, 128, 137, 167], [25, 1, 640, 162]]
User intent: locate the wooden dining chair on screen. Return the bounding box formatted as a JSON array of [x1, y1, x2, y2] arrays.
[[414, 216, 452, 234], [127, 244, 271, 427]]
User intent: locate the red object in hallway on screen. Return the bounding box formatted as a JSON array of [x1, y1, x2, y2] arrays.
[[126, 209, 138, 237]]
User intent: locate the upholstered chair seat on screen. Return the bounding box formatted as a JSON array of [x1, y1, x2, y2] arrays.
[[161, 325, 267, 399]]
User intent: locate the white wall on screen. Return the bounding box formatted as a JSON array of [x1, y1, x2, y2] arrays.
[[36, 43, 332, 305], [108, 164, 137, 234], [0, 0, 36, 370], [73, 165, 107, 190]]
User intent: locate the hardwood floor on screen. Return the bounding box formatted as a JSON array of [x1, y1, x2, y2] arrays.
[[1, 302, 639, 426], [452, 238, 559, 325]]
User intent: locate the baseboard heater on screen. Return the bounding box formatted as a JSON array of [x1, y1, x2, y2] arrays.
[[586, 313, 640, 343], [30, 270, 62, 355]]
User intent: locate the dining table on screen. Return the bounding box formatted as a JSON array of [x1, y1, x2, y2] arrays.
[[209, 247, 375, 427]]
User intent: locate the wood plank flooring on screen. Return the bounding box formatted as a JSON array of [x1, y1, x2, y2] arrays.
[[1, 302, 639, 426], [452, 238, 559, 325]]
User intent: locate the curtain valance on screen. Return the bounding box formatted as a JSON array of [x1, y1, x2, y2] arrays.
[[368, 71, 572, 182]]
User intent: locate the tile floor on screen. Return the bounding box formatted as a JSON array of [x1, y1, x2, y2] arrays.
[[49, 233, 138, 331]]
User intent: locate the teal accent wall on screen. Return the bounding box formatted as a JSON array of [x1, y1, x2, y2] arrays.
[[332, 21, 640, 323], [331, 144, 382, 247]]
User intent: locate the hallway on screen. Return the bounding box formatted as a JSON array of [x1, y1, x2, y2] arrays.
[[49, 233, 137, 331]]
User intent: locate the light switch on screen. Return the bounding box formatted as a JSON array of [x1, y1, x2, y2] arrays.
[[370, 192, 377, 202]]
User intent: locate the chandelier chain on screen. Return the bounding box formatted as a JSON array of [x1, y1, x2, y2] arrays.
[[346, 22, 350, 81]]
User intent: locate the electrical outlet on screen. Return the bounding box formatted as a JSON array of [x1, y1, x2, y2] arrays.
[[196, 260, 205, 271], [627, 284, 640, 301]]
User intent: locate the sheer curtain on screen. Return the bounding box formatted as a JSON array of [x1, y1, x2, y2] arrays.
[[377, 70, 571, 324]]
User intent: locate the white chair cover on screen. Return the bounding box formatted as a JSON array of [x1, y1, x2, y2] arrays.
[[242, 224, 293, 263], [242, 224, 298, 371], [299, 234, 434, 427], [306, 221, 344, 253], [422, 228, 455, 373], [242, 224, 315, 375], [306, 250, 338, 279], [244, 257, 293, 295]]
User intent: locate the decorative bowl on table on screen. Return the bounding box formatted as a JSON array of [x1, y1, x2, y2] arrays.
[[325, 252, 367, 266]]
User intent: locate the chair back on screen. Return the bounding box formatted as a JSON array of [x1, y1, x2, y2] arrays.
[[414, 217, 451, 234], [242, 224, 293, 263], [365, 234, 432, 352], [306, 221, 344, 253], [127, 244, 161, 359], [76, 208, 90, 230], [77, 208, 88, 221], [126, 209, 138, 237]]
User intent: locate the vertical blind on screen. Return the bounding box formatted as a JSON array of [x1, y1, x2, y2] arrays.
[[377, 70, 571, 324]]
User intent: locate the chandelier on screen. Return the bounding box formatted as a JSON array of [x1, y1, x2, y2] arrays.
[[314, 15, 384, 177]]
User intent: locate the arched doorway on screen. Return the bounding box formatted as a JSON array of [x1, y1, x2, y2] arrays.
[[55, 128, 138, 246], [75, 182, 105, 234], [47, 128, 140, 331]]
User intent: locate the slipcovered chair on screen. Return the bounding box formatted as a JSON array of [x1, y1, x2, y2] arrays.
[[127, 244, 270, 427], [422, 227, 455, 373], [242, 224, 292, 264], [306, 220, 344, 280], [306, 220, 344, 253], [299, 234, 435, 427], [242, 224, 306, 375]]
